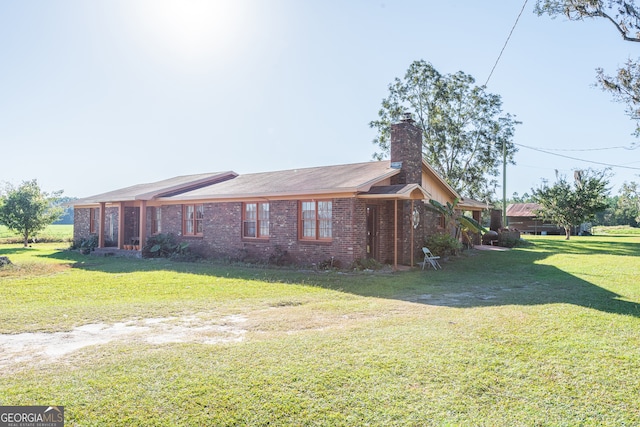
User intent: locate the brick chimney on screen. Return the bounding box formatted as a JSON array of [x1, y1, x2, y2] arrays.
[[390, 113, 423, 185]]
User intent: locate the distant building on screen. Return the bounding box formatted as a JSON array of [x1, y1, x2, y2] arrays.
[[506, 203, 564, 235]]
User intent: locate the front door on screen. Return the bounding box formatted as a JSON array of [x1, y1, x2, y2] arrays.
[[366, 205, 379, 260], [125, 207, 140, 246]]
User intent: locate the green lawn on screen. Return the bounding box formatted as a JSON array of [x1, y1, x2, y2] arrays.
[[0, 236, 639, 426]]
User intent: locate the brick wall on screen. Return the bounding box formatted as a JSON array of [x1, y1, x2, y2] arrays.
[[74, 207, 120, 246], [150, 198, 368, 267], [74, 198, 444, 267], [73, 208, 90, 243], [74, 198, 442, 267]]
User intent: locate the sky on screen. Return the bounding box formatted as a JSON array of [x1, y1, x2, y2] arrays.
[[2, 0, 639, 201]]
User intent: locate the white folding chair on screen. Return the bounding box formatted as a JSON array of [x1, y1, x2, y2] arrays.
[[421, 247, 441, 270]]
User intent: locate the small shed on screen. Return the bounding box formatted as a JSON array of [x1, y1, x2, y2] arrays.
[[506, 203, 564, 235]]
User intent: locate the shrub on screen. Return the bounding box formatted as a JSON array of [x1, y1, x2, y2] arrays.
[[317, 257, 342, 270], [74, 234, 98, 254], [268, 245, 291, 266], [424, 233, 462, 257], [142, 233, 190, 259], [352, 257, 384, 271], [0, 256, 12, 268]]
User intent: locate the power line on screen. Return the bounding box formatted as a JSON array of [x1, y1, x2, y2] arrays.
[[521, 144, 638, 152], [515, 142, 640, 170], [484, 0, 529, 87]]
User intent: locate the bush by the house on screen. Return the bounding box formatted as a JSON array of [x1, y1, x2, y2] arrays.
[[268, 245, 291, 266], [73, 234, 99, 254], [142, 233, 190, 259], [352, 257, 384, 271], [317, 257, 342, 270], [424, 233, 462, 257]]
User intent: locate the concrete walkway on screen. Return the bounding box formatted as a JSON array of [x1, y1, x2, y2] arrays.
[[474, 244, 510, 252]]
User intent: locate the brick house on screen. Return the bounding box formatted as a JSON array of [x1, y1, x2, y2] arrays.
[[72, 117, 481, 268]]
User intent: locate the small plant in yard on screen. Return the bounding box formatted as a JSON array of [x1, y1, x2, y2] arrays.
[[0, 256, 12, 268]]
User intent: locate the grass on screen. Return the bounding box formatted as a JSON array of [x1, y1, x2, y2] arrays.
[[0, 236, 639, 425], [0, 224, 73, 244], [593, 224, 640, 235]]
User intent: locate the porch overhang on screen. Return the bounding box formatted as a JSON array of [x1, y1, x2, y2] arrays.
[[356, 183, 431, 200], [357, 184, 430, 271], [458, 197, 488, 212]]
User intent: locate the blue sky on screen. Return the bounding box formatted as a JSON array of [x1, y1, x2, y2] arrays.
[[2, 0, 639, 200]]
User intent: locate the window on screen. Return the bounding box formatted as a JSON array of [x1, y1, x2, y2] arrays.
[[151, 207, 161, 235], [89, 208, 99, 233], [183, 204, 204, 236], [300, 200, 332, 240], [243, 202, 269, 238]]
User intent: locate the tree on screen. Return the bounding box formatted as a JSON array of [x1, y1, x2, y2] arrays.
[[428, 198, 487, 239], [535, 1, 640, 138], [531, 169, 610, 239], [617, 180, 640, 225], [593, 194, 621, 225], [370, 60, 519, 201], [0, 180, 63, 247], [509, 191, 534, 204]]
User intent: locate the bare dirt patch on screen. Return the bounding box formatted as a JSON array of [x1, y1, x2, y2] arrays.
[[0, 262, 70, 278], [0, 314, 247, 370]]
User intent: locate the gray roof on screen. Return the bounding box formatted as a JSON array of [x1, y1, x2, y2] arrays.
[[160, 161, 399, 201], [72, 159, 457, 205], [72, 172, 236, 204]]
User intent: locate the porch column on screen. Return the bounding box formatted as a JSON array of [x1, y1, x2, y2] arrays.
[[139, 200, 147, 251], [394, 199, 398, 271], [473, 210, 482, 245], [118, 202, 125, 249], [410, 200, 414, 267], [98, 202, 106, 248]]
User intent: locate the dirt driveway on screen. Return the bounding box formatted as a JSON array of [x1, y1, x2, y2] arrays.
[[0, 314, 247, 370]]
